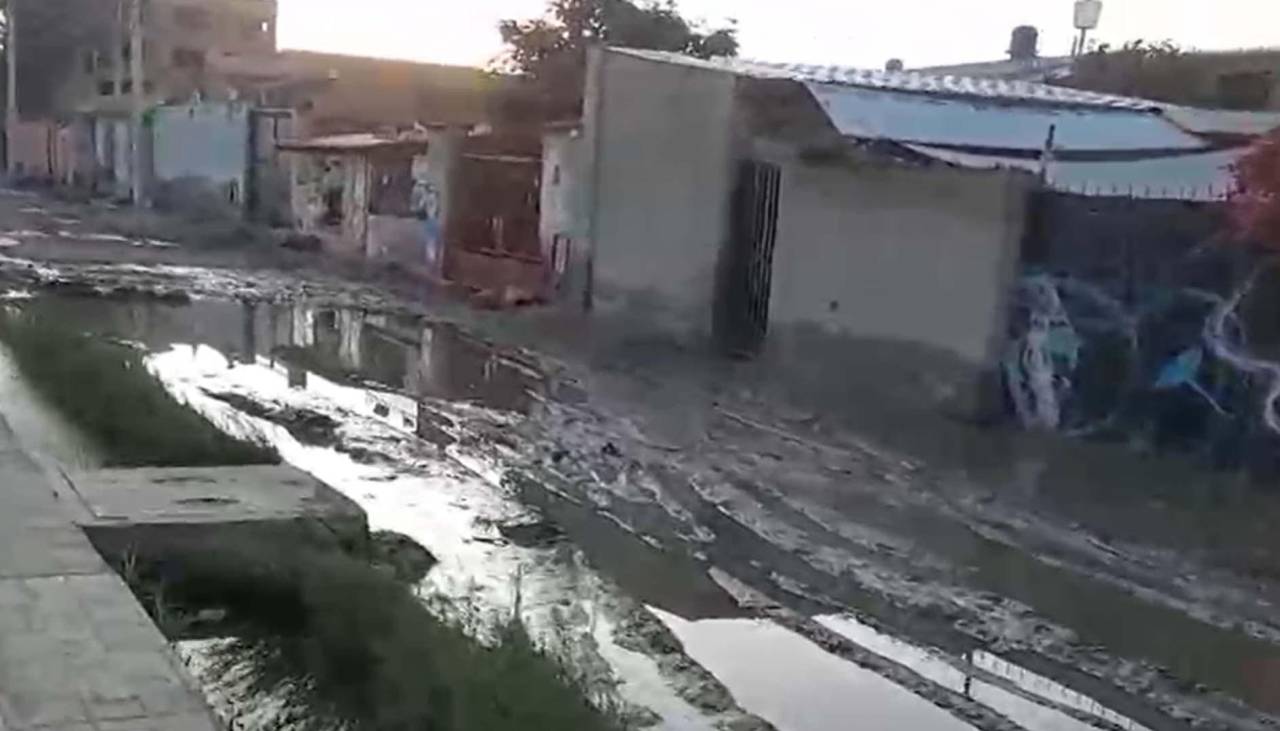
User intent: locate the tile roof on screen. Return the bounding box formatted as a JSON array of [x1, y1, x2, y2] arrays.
[[610, 47, 1158, 111], [1159, 106, 1280, 138]]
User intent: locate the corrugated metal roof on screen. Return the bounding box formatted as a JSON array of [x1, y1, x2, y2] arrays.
[[906, 144, 1241, 201], [1160, 106, 1280, 138], [610, 47, 1158, 110], [915, 56, 1074, 82], [806, 82, 1204, 152]]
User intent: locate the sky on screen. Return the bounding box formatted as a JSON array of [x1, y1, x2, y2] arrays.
[[277, 0, 1280, 70]]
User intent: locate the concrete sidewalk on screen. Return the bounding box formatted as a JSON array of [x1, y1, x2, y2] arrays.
[[0, 418, 219, 731]]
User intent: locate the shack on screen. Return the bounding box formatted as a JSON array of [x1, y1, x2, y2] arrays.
[[572, 47, 1254, 414], [278, 131, 450, 279]]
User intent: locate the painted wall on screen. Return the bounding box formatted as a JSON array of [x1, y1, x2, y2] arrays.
[[582, 48, 738, 330], [766, 151, 1029, 376], [1006, 193, 1280, 466], [152, 102, 251, 207]]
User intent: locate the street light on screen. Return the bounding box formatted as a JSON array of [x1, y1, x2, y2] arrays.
[[1072, 0, 1103, 56]]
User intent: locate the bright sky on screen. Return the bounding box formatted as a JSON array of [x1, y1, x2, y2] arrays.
[[277, 0, 1280, 70]]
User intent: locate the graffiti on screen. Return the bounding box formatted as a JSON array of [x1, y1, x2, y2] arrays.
[[1004, 275, 1081, 430], [1004, 257, 1280, 473], [1204, 261, 1280, 435]]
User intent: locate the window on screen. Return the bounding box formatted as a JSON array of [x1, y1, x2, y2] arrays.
[[98, 80, 115, 96], [83, 49, 98, 75], [174, 5, 211, 30], [172, 47, 206, 69], [1217, 71, 1273, 110], [243, 18, 272, 41]]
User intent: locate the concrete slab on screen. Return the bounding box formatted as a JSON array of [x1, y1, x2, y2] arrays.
[[66, 465, 363, 527], [65, 465, 369, 562]]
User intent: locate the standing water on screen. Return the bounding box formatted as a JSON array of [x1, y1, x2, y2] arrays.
[[1, 291, 1252, 731]]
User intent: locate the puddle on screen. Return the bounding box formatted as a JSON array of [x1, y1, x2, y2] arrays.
[[4, 291, 1274, 730], [141, 342, 733, 730], [816, 614, 1150, 731], [653, 608, 976, 731]]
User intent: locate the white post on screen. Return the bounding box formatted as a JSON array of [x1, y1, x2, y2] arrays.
[[6, 0, 18, 175]]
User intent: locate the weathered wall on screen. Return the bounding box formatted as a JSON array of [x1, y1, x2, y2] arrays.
[[421, 130, 463, 279], [152, 102, 250, 209], [540, 129, 584, 298], [7, 121, 55, 179], [768, 153, 1029, 367], [582, 48, 738, 331], [368, 215, 432, 274], [110, 119, 133, 197], [287, 151, 365, 256]]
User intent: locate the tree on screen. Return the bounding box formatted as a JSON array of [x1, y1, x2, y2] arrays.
[[497, 0, 738, 119], [1064, 40, 1198, 105], [1231, 130, 1280, 247]]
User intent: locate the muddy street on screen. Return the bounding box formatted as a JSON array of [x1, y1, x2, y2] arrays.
[[1, 193, 1279, 731]]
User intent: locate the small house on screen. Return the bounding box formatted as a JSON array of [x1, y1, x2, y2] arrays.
[[570, 47, 1264, 414]]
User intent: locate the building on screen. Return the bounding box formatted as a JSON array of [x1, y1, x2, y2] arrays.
[[279, 124, 562, 298], [57, 0, 277, 112], [278, 132, 443, 273], [210, 51, 509, 136], [568, 47, 1275, 415]]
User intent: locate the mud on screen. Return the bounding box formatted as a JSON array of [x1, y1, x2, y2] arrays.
[[2, 246, 1280, 730]]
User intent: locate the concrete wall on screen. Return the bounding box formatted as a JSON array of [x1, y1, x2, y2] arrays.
[[767, 154, 1027, 367], [7, 121, 55, 179], [152, 102, 251, 208], [540, 129, 585, 297], [368, 215, 433, 275], [422, 130, 463, 279], [582, 48, 738, 330], [287, 152, 364, 256]]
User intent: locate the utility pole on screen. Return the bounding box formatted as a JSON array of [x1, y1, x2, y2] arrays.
[[6, 0, 18, 175], [128, 0, 145, 205], [112, 0, 124, 97]]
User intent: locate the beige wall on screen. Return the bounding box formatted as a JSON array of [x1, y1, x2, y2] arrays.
[[582, 49, 738, 330], [767, 153, 1029, 367]]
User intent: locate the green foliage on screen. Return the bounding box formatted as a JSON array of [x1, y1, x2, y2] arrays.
[[0, 312, 278, 467], [1065, 40, 1210, 107], [497, 0, 738, 118], [124, 542, 624, 731]]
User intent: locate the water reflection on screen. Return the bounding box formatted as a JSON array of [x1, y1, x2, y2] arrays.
[[653, 608, 977, 731], [22, 296, 544, 417], [816, 615, 1150, 731]]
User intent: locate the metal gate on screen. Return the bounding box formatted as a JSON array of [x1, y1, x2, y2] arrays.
[[717, 160, 781, 355]]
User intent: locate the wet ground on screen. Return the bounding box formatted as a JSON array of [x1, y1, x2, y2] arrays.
[[1, 191, 1280, 731]]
